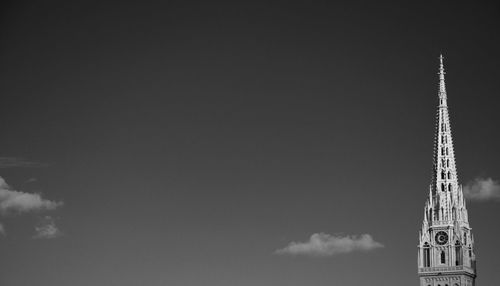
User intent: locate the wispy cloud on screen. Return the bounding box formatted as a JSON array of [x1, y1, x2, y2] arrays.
[[464, 177, 500, 201], [0, 177, 63, 214], [276, 233, 384, 257], [0, 157, 48, 168], [0, 176, 64, 237], [34, 216, 62, 239]]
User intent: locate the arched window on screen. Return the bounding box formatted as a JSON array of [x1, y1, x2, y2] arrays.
[[449, 184, 452, 192], [442, 183, 445, 192], [455, 241, 462, 266], [447, 159, 449, 167], [423, 243, 430, 267], [446, 148, 449, 155], [448, 172, 451, 179], [442, 171, 446, 180], [441, 251, 446, 264]]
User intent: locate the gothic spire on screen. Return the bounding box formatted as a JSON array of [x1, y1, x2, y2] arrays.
[[418, 56, 476, 282], [431, 55, 459, 217]]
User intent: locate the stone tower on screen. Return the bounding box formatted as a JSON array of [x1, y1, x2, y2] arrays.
[[417, 55, 477, 286]]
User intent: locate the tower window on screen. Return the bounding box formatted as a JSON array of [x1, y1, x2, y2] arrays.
[[455, 241, 462, 266], [447, 159, 449, 167], [449, 184, 452, 192], [423, 243, 430, 267], [441, 251, 446, 264], [448, 172, 451, 179]]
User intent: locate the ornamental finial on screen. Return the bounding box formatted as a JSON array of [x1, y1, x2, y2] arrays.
[[439, 54, 446, 98]]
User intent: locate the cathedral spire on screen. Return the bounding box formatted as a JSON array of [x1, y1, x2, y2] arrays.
[[432, 54, 458, 199], [418, 56, 476, 285]]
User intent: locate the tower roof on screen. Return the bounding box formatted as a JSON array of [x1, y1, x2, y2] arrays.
[[431, 55, 459, 195]]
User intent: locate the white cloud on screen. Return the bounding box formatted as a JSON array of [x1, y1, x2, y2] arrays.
[[0, 157, 48, 168], [275, 233, 384, 257], [463, 177, 500, 201], [34, 216, 62, 239], [0, 176, 63, 214]]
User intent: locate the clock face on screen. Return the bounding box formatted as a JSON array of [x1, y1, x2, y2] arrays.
[[435, 231, 449, 245]]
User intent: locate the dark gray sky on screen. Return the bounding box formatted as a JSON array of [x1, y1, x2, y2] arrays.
[[0, 1, 499, 285]]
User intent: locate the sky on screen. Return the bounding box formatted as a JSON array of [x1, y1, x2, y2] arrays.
[[0, 1, 500, 285]]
